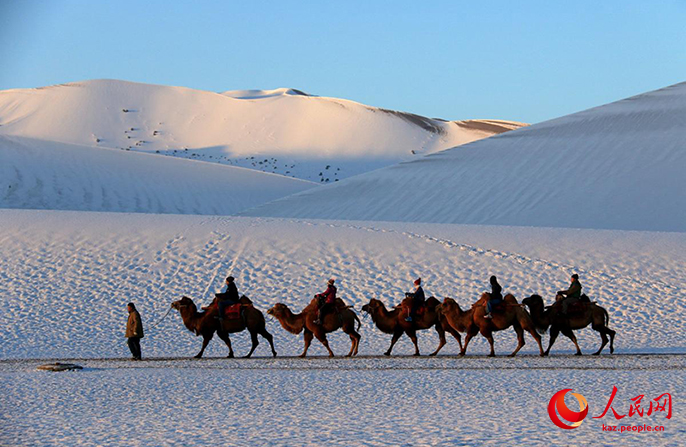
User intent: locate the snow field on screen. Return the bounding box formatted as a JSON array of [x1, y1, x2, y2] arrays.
[[0, 210, 683, 360], [1, 356, 683, 447]]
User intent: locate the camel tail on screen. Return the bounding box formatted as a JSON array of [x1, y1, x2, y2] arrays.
[[603, 307, 609, 326], [353, 310, 362, 332]]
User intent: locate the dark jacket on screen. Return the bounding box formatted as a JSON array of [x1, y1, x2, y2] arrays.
[[560, 280, 582, 300], [217, 282, 239, 303], [411, 286, 425, 303], [490, 280, 503, 301], [320, 285, 337, 304]]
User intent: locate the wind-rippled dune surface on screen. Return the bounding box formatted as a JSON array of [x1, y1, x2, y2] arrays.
[[0, 210, 684, 360]]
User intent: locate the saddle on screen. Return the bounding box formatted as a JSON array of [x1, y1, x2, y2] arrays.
[[398, 297, 427, 317], [221, 303, 242, 319], [331, 298, 351, 312], [489, 301, 506, 314], [472, 293, 506, 313], [566, 301, 587, 316], [552, 296, 588, 317]]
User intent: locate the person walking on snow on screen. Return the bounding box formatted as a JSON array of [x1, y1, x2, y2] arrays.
[[125, 302, 144, 360]]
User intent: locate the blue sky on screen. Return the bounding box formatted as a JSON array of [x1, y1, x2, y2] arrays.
[[2, 0, 685, 123]]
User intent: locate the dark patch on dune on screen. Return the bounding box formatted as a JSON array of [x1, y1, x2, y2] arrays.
[[453, 119, 527, 135], [289, 89, 310, 97], [372, 108, 444, 134]]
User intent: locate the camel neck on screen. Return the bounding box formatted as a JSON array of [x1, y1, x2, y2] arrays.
[[278, 307, 306, 334], [529, 301, 550, 329], [372, 304, 398, 333], [179, 305, 203, 333]]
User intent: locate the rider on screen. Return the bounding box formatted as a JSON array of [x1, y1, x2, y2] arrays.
[[313, 279, 337, 325], [216, 276, 240, 320], [557, 274, 582, 315], [484, 275, 503, 319], [405, 278, 425, 322]]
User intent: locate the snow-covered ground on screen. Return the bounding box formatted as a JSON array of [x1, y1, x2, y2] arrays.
[[245, 82, 686, 232], [1, 210, 683, 360], [1, 356, 683, 447], [0, 79, 525, 182]]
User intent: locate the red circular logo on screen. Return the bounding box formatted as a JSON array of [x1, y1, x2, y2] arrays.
[[548, 389, 589, 429]]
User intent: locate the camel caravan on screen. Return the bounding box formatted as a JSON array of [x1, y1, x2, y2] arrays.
[[170, 274, 616, 359]]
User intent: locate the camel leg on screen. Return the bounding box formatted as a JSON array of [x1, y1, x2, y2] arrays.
[[520, 317, 544, 356], [216, 331, 234, 358], [195, 332, 214, 359], [560, 327, 582, 355], [346, 333, 356, 357], [459, 327, 478, 356], [259, 327, 277, 357], [314, 329, 335, 357], [509, 324, 526, 357], [446, 326, 463, 352], [300, 329, 313, 358], [545, 326, 560, 356], [482, 329, 495, 357], [243, 330, 260, 358], [406, 329, 420, 356], [429, 324, 447, 356], [344, 327, 361, 357], [384, 329, 404, 356], [353, 330, 360, 356], [591, 324, 614, 355]]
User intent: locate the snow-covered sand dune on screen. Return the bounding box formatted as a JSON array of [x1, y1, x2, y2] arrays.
[[245, 82, 686, 232], [0, 79, 525, 181], [1, 210, 683, 360], [0, 135, 313, 214]]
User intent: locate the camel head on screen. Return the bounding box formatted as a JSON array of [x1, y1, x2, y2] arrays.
[[361, 298, 384, 315], [171, 296, 194, 311], [441, 297, 460, 311], [267, 303, 304, 334], [267, 303, 290, 319], [522, 294, 544, 310]]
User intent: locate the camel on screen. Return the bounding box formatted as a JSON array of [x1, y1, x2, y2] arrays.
[[522, 294, 615, 356], [361, 297, 453, 356], [267, 298, 361, 357], [440, 293, 544, 357], [171, 295, 277, 359], [436, 297, 476, 351]]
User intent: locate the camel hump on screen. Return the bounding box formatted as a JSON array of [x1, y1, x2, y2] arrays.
[[425, 296, 440, 309], [239, 295, 253, 305], [305, 298, 319, 313], [504, 293, 518, 304], [472, 293, 490, 308]]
